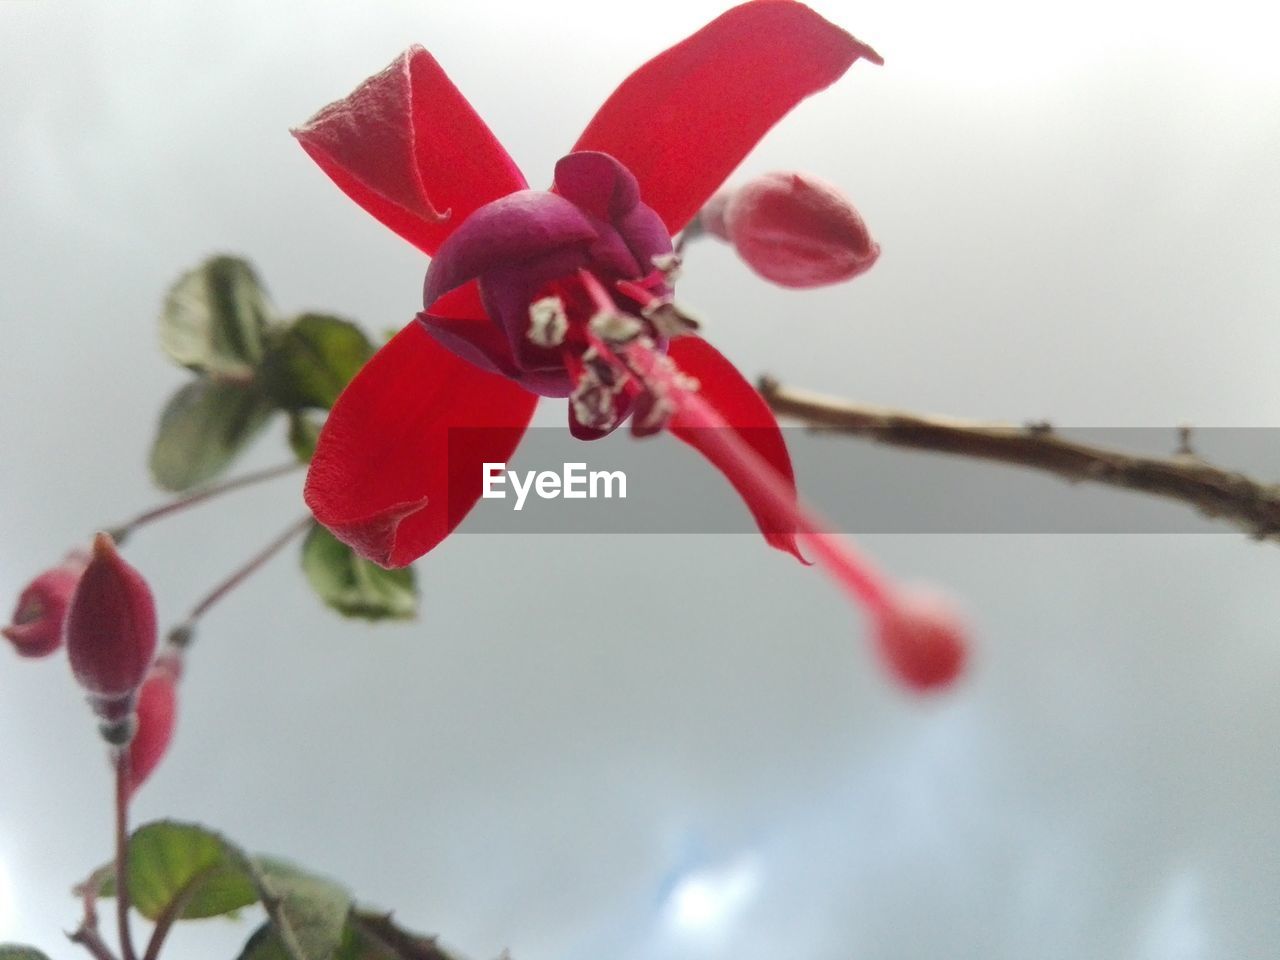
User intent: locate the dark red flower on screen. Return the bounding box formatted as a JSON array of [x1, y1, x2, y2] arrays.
[[3, 548, 90, 658], [701, 171, 880, 288], [295, 1, 967, 688]]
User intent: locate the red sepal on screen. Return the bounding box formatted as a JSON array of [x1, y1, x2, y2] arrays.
[[666, 337, 805, 560], [305, 322, 538, 566], [573, 0, 880, 235], [294, 46, 528, 256]]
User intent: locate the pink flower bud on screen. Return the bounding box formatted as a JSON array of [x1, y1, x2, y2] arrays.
[[3, 549, 90, 658], [702, 172, 879, 289], [128, 655, 180, 794], [874, 589, 968, 692], [65, 533, 158, 709]]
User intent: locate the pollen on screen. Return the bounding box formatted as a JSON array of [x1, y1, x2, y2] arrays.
[[651, 251, 683, 282], [588, 309, 643, 344], [527, 296, 569, 348]]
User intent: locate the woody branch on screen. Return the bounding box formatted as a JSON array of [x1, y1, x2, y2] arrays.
[[757, 377, 1280, 542]]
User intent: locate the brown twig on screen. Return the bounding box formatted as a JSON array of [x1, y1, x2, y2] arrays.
[[758, 377, 1280, 541]]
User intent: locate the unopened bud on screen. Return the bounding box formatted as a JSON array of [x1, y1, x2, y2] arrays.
[[874, 588, 968, 692], [128, 655, 180, 794], [65, 533, 158, 716], [702, 172, 879, 289], [3, 549, 90, 658]]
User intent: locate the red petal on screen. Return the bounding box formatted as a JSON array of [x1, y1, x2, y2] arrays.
[[420, 280, 522, 380], [666, 337, 804, 560], [305, 322, 538, 566], [294, 46, 527, 256], [572, 0, 881, 235]]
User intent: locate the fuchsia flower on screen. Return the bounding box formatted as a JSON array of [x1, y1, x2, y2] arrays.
[[3, 548, 89, 658], [296, 0, 968, 689], [701, 171, 881, 288]]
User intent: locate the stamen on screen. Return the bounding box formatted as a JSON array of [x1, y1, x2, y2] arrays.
[[527, 295, 569, 348], [616, 279, 701, 337], [570, 347, 625, 433], [651, 251, 683, 282]]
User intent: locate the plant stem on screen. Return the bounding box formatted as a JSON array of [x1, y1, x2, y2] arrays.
[[167, 515, 312, 644], [113, 748, 137, 960], [69, 926, 118, 960], [141, 866, 217, 960], [69, 868, 119, 960], [758, 377, 1280, 542], [109, 462, 303, 544]]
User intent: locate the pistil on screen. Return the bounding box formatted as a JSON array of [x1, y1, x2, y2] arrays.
[[576, 270, 968, 691]]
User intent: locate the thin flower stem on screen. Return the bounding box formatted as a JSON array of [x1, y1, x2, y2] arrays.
[[112, 748, 137, 960], [169, 515, 312, 641], [109, 462, 303, 544]]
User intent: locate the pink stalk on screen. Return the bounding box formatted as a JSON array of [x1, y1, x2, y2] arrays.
[[575, 271, 967, 691], [618, 335, 893, 610], [661, 357, 968, 690]]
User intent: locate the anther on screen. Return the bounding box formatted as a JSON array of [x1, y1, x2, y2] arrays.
[[651, 252, 683, 283], [527, 296, 569, 348], [588, 310, 644, 344]]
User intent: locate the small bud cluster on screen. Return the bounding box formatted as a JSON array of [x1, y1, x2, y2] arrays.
[[5, 532, 179, 790]]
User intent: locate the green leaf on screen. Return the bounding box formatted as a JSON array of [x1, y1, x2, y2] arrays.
[[342, 913, 455, 960], [300, 525, 418, 621], [243, 921, 385, 960], [249, 859, 351, 960], [99, 821, 259, 921], [262, 314, 374, 410], [239, 924, 296, 960], [288, 412, 324, 463], [0, 946, 54, 960], [160, 256, 272, 376], [245, 913, 456, 960], [150, 379, 276, 491]]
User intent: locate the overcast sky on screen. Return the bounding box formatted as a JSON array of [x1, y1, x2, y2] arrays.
[[2, 0, 1280, 957]]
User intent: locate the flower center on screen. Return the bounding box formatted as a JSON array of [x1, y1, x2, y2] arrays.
[[516, 260, 700, 437]]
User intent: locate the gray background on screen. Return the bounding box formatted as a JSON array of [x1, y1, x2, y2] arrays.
[[2, 0, 1279, 957]]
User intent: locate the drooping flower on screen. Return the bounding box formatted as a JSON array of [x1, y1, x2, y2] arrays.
[[700, 171, 880, 288], [295, 1, 967, 688], [3, 548, 90, 658], [65, 533, 158, 732]]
